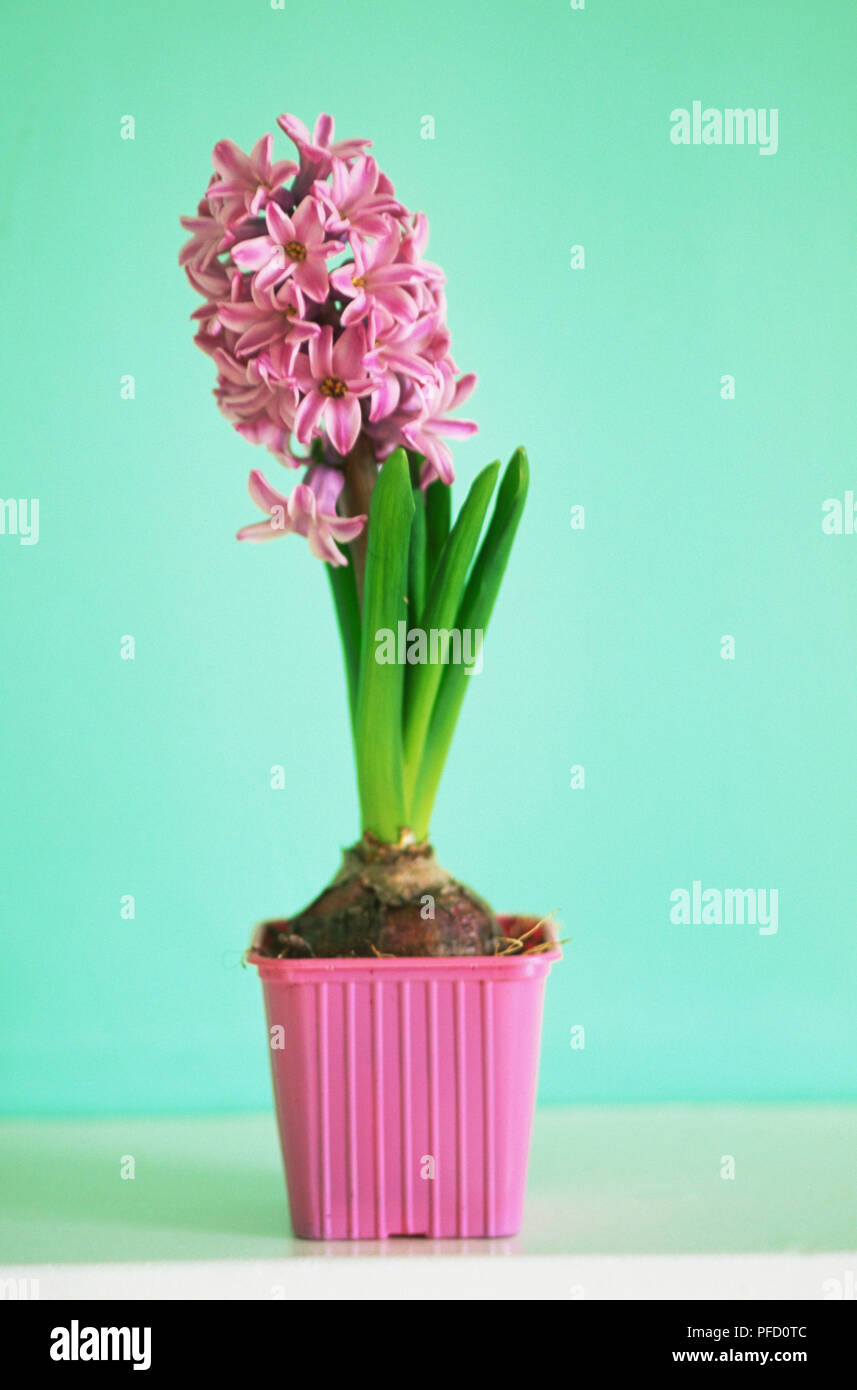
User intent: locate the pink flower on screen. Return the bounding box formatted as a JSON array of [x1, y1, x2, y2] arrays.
[[230, 195, 339, 301], [278, 112, 370, 183], [363, 310, 445, 388], [291, 326, 373, 456], [318, 155, 401, 239], [402, 369, 478, 486], [233, 415, 295, 458], [237, 466, 365, 565], [179, 197, 224, 270], [217, 278, 318, 362], [210, 347, 274, 420], [330, 223, 423, 327], [398, 212, 446, 294], [207, 135, 298, 228], [183, 254, 231, 301]]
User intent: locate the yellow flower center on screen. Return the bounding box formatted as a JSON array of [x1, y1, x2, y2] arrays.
[[285, 240, 307, 262], [319, 376, 347, 398], [351, 275, 366, 288]]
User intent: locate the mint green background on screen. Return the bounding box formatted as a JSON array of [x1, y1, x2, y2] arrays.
[[1, 0, 855, 1115]]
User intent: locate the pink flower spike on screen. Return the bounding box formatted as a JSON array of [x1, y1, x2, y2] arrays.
[[182, 111, 479, 479], [237, 467, 365, 566]]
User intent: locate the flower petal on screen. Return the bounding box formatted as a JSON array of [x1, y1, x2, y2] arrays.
[[294, 389, 326, 443], [213, 139, 252, 180], [308, 326, 334, 380], [295, 256, 329, 303], [236, 519, 284, 543], [265, 202, 294, 245], [325, 395, 362, 455], [277, 113, 312, 147], [247, 468, 288, 513], [332, 325, 367, 380], [231, 236, 276, 271]]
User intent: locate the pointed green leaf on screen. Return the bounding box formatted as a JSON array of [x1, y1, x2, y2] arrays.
[[354, 448, 415, 841], [410, 448, 529, 838], [326, 548, 361, 733], [402, 461, 499, 804], [408, 486, 427, 624], [424, 477, 451, 588]]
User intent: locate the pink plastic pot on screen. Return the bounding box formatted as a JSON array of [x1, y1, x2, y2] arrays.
[[249, 918, 560, 1240]]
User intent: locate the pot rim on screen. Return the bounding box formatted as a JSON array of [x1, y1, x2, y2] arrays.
[[247, 913, 562, 980]]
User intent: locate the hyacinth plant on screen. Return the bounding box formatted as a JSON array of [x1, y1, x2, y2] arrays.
[[180, 112, 528, 958]]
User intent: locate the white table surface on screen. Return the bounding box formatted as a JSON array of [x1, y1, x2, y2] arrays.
[[1, 1105, 855, 1299]]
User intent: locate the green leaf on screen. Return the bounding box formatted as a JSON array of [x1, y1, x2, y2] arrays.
[[408, 486, 427, 624], [354, 448, 415, 842], [410, 447, 529, 839], [404, 487, 427, 737], [326, 548, 361, 733], [424, 477, 451, 589], [402, 461, 499, 805]]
